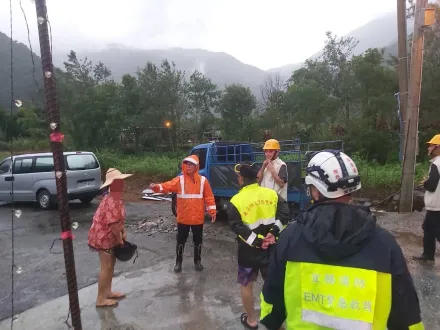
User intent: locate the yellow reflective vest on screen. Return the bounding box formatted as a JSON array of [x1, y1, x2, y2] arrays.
[[260, 202, 424, 330], [228, 183, 290, 268]]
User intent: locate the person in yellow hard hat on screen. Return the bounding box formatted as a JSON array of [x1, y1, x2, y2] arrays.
[[257, 139, 288, 201], [413, 134, 440, 262]]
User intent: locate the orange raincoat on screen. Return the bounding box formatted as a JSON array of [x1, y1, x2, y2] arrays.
[[152, 155, 216, 225]]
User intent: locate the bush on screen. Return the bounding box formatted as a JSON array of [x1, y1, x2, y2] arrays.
[[0, 140, 9, 151], [353, 156, 426, 194], [0, 138, 50, 152]]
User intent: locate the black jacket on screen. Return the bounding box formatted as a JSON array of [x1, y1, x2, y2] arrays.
[[228, 189, 290, 268], [261, 202, 423, 330]]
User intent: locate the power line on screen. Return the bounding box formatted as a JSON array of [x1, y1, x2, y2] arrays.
[[8, 0, 16, 329], [19, 0, 40, 97]]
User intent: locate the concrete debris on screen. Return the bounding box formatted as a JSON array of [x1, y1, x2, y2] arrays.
[[129, 217, 176, 235], [128, 217, 236, 240]]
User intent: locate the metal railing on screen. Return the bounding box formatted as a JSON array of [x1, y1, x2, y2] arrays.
[[209, 139, 344, 166]]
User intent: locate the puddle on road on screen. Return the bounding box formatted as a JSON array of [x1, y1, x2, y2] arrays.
[[96, 308, 142, 330]]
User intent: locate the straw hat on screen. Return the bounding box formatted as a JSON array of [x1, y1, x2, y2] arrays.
[[100, 168, 133, 189]]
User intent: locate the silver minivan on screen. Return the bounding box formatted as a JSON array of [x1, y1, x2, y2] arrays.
[[0, 151, 102, 209]]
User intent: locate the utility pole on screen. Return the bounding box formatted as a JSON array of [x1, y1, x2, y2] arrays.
[[34, 1, 82, 328], [397, 0, 409, 163], [399, 0, 432, 212]]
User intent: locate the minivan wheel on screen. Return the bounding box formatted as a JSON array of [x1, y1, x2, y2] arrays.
[[79, 197, 94, 204], [37, 189, 52, 210]]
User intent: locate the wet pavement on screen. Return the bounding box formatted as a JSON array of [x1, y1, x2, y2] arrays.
[[0, 200, 249, 329], [0, 201, 179, 321], [0, 202, 439, 329]]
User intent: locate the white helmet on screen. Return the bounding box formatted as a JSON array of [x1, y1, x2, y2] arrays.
[[305, 150, 361, 199]]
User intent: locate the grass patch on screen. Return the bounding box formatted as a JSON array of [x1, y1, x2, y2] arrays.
[[0, 142, 430, 195], [95, 149, 184, 177], [0, 151, 9, 160], [96, 151, 428, 194], [354, 157, 426, 195]]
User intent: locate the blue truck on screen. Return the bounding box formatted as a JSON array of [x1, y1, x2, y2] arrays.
[[171, 139, 344, 219]]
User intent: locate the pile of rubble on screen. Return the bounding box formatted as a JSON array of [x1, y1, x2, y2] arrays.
[[128, 216, 236, 240], [129, 217, 176, 236], [141, 189, 172, 202]]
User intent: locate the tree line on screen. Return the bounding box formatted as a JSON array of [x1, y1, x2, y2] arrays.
[[1, 15, 440, 165]]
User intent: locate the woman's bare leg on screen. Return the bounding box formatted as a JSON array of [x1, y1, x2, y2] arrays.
[[96, 250, 118, 307], [107, 253, 125, 299]]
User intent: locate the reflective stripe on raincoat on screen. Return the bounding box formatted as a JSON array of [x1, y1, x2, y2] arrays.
[[152, 155, 216, 225]]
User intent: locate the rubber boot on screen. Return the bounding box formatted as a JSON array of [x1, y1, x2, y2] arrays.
[[412, 254, 434, 262], [174, 244, 184, 273], [194, 244, 203, 271]]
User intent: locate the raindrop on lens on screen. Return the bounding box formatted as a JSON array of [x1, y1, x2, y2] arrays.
[[44, 71, 52, 78], [55, 171, 63, 179], [14, 209, 22, 218], [49, 122, 57, 130], [72, 222, 79, 230]]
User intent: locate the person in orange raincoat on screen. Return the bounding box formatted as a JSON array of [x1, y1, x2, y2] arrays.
[[150, 154, 216, 273]]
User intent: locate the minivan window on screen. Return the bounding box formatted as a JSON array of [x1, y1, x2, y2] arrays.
[[0, 159, 11, 174], [35, 157, 54, 172], [66, 154, 99, 170], [14, 158, 33, 174]]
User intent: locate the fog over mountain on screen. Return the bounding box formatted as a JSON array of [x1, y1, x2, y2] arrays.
[[1, 10, 409, 108]]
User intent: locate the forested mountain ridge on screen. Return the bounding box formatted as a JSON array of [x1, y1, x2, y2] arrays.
[[0, 11, 409, 110], [0, 31, 42, 110]]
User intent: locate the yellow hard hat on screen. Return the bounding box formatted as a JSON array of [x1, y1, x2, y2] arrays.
[[427, 134, 440, 145], [263, 139, 280, 150]]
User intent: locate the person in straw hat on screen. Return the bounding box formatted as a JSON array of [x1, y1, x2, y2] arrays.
[[88, 168, 132, 308]]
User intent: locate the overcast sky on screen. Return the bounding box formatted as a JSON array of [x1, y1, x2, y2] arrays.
[[1, 0, 396, 70]]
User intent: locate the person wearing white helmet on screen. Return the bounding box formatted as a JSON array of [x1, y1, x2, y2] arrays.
[[260, 150, 424, 330]]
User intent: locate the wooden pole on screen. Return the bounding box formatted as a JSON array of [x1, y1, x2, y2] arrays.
[[399, 0, 428, 213], [397, 0, 409, 163], [34, 0, 82, 328]]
